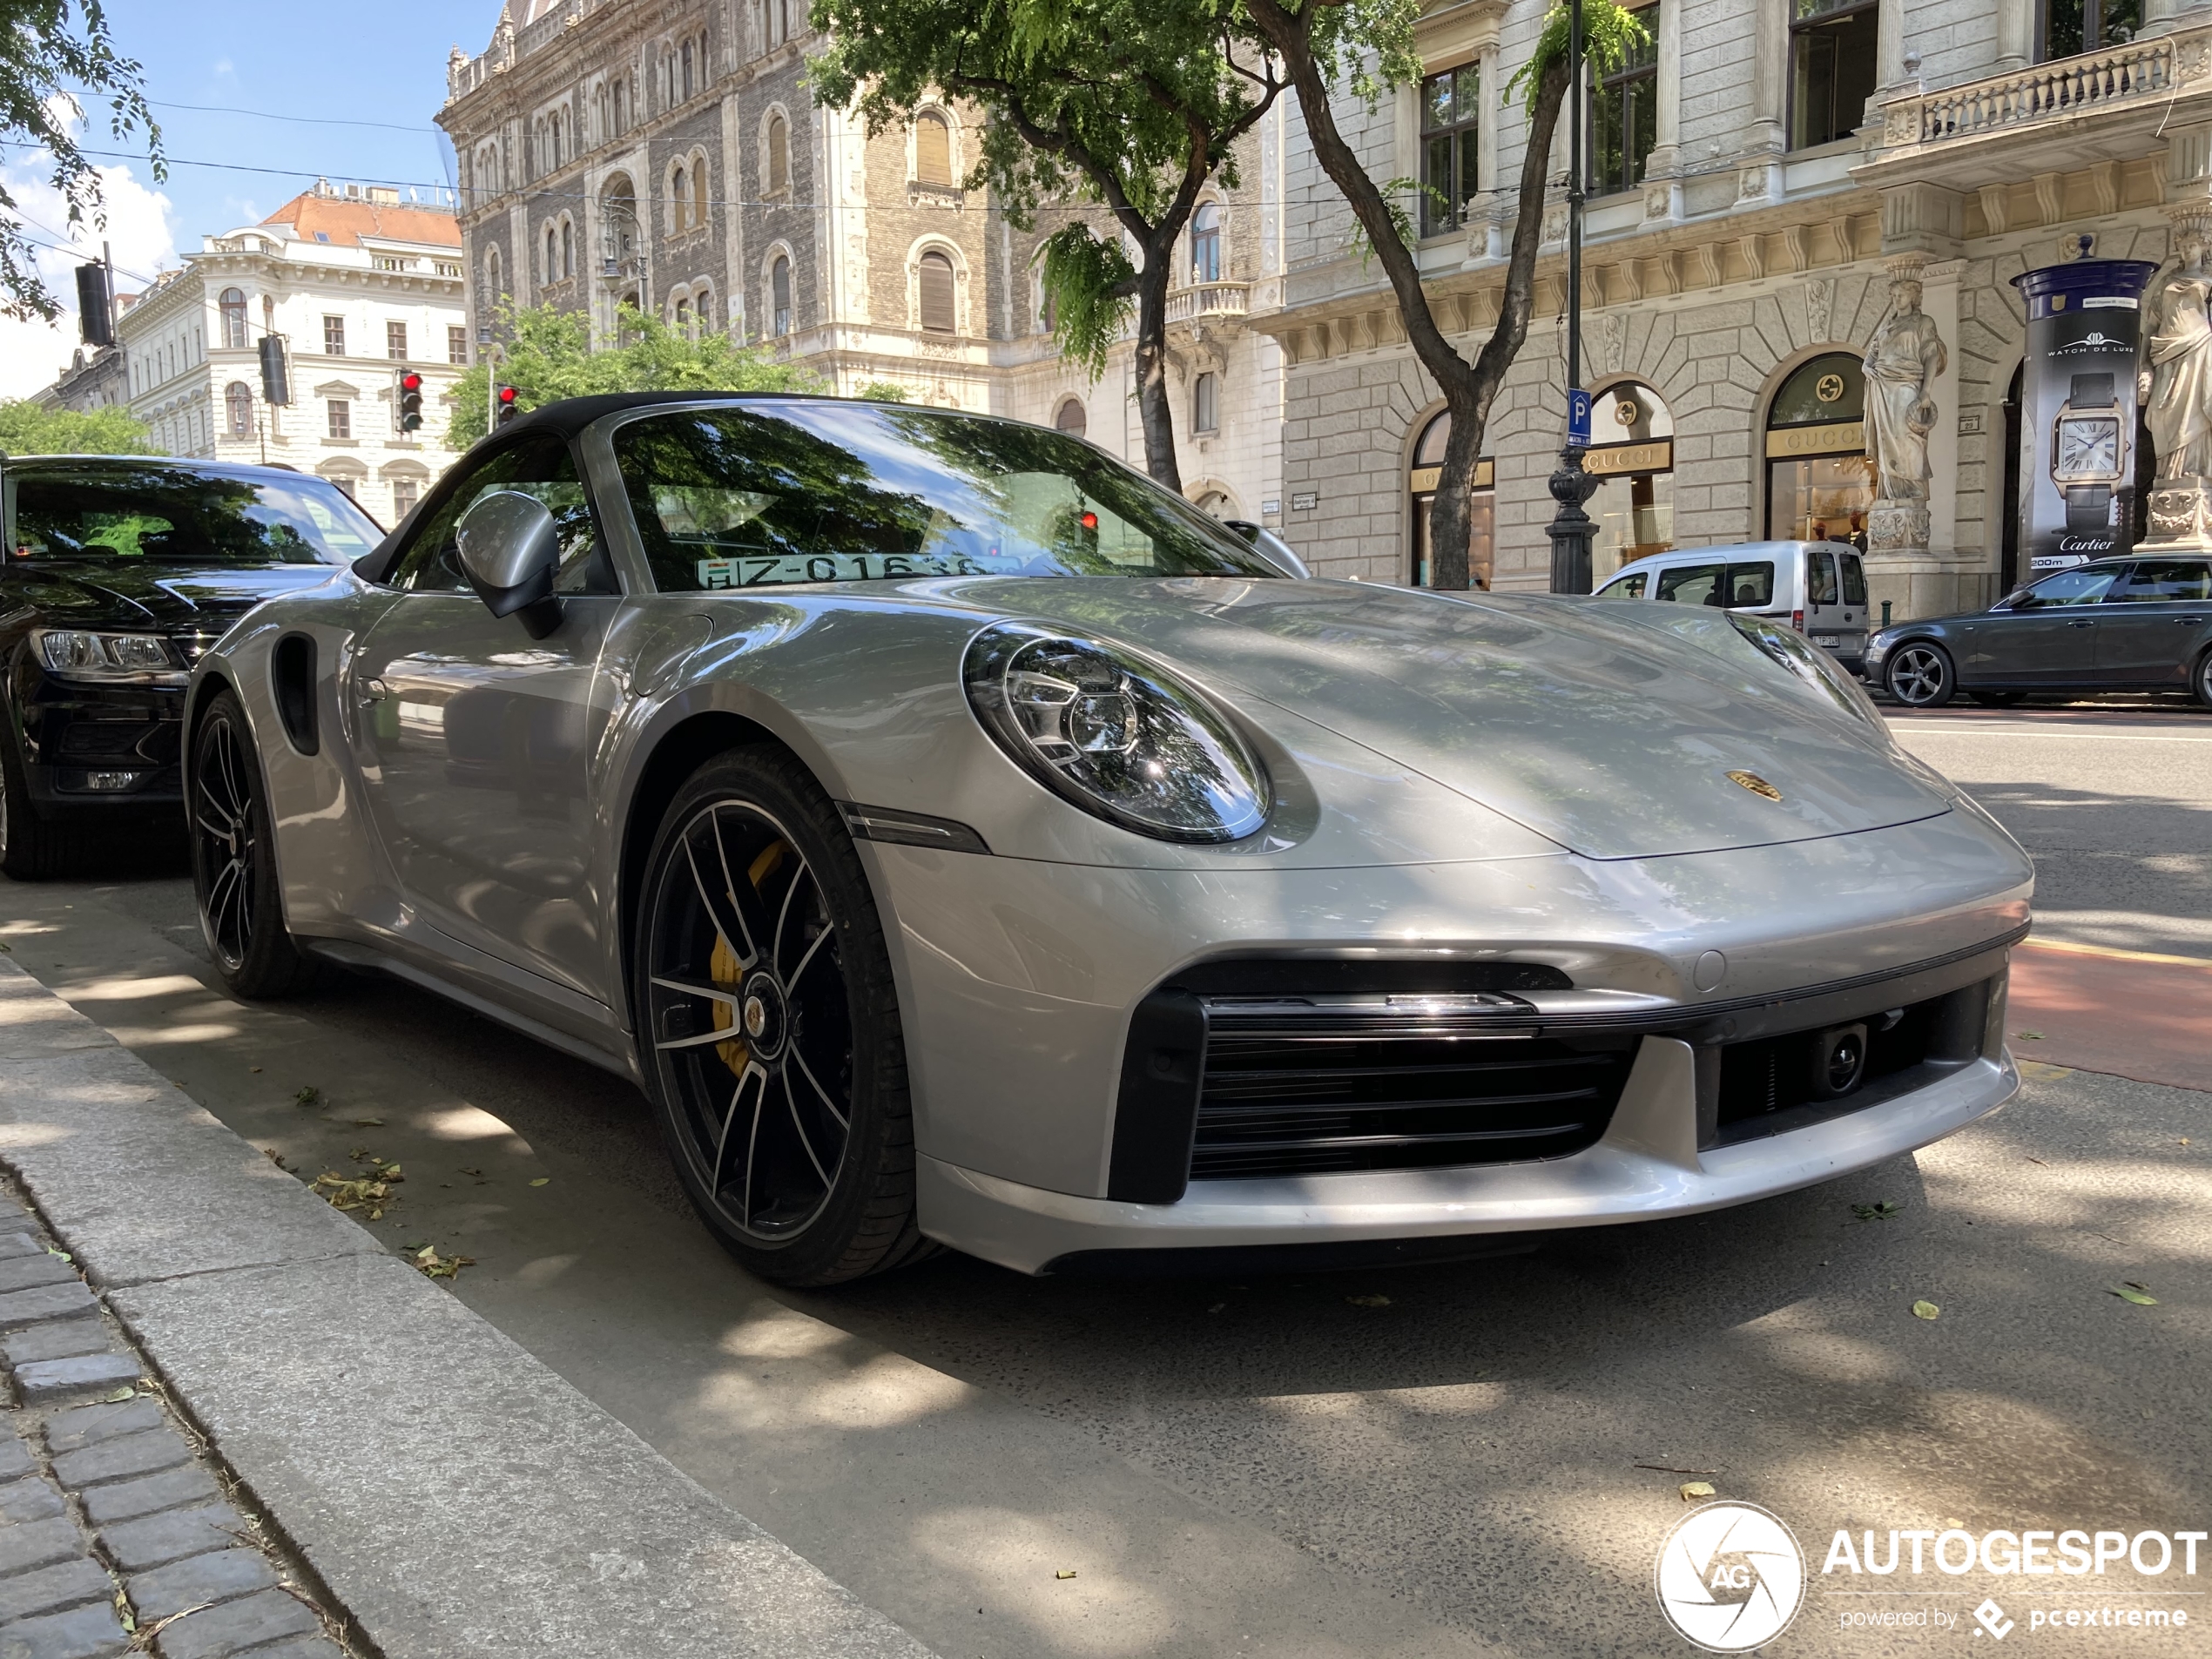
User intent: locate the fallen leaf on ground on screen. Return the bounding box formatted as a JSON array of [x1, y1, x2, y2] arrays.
[[1345, 1293, 1392, 1307], [248, 1067, 261, 1074], [1636, 1464, 1719, 1475], [413, 1244, 475, 1280], [2015, 1030, 2044, 1041], [2110, 1282, 2159, 1306], [529, 1177, 550, 1187], [1912, 1300, 1941, 1320], [100, 1387, 135, 1404], [458, 1168, 482, 1177], [2026, 1156, 2049, 1166], [1852, 1201, 1901, 1222], [1055, 1570, 1077, 1581], [309, 1171, 397, 1217], [44, 1248, 70, 1264], [294, 1085, 321, 1107], [1680, 1481, 1716, 1501], [261, 1149, 288, 1171]]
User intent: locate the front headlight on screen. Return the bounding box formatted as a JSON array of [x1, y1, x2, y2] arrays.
[[1729, 613, 1889, 738], [32, 630, 182, 682], [963, 622, 1271, 842]]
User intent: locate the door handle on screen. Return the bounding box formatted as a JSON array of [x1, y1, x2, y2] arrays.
[[2067, 620, 2095, 628], [2178, 617, 2205, 624]]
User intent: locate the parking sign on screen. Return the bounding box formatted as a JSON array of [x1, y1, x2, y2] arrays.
[[1568, 388, 1592, 446]]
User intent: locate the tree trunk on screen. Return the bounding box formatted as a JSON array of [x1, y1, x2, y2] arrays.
[[1132, 241, 1184, 492], [1247, 0, 1569, 588]]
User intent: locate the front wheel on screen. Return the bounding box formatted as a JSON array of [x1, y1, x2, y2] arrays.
[[1885, 641, 1956, 708], [2195, 648, 2212, 711], [191, 691, 318, 998], [632, 746, 934, 1286]]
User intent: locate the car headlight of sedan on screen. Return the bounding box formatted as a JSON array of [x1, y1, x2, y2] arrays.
[[31, 629, 183, 682], [1729, 613, 1888, 738], [963, 622, 1271, 842]]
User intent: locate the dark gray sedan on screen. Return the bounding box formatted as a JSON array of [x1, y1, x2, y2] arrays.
[[1865, 556, 2212, 708]]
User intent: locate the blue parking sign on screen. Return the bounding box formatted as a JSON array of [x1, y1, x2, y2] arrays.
[[1568, 388, 1592, 446]]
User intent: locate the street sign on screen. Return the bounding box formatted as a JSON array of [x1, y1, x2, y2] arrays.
[[1568, 388, 1592, 447]]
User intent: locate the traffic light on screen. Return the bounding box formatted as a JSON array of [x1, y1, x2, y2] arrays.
[[397, 370, 424, 434], [496, 384, 520, 426], [74, 264, 113, 347], [259, 336, 292, 406]]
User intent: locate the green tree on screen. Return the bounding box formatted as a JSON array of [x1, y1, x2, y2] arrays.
[[446, 301, 826, 448], [1, 0, 162, 320], [810, 0, 1285, 492], [0, 396, 152, 455], [1241, 0, 1646, 589]]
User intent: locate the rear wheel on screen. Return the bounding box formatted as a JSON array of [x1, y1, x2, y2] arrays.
[[0, 738, 65, 880], [2195, 648, 2212, 711], [1968, 690, 2026, 708], [633, 746, 934, 1286], [191, 691, 318, 998], [1884, 641, 1956, 708]]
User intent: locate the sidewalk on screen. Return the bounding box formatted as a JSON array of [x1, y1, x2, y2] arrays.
[[2007, 938, 2212, 1095], [0, 955, 936, 1659]]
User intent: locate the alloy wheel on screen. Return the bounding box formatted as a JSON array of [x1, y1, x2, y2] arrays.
[[644, 799, 853, 1241], [1886, 643, 1951, 707], [193, 713, 258, 971]]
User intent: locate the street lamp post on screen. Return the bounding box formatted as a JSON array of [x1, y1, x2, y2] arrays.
[[1546, 0, 1598, 594]]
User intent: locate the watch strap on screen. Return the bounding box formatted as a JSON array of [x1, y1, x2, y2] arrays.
[[2064, 483, 2113, 535], [2067, 371, 2117, 409]]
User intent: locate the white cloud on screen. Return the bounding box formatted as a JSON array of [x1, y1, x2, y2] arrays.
[[0, 154, 179, 401]]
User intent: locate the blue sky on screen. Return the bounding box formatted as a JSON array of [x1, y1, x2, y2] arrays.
[[3, 0, 505, 392]]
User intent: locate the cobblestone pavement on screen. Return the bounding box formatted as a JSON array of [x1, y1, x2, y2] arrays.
[[0, 1185, 355, 1659]]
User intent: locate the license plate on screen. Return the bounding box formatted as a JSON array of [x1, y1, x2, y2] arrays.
[[1813, 634, 1841, 647]]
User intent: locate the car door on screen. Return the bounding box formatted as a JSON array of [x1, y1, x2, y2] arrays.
[[2094, 558, 2212, 685], [1833, 548, 1871, 659], [347, 434, 623, 998], [1654, 560, 1727, 608], [1968, 562, 2123, 685]]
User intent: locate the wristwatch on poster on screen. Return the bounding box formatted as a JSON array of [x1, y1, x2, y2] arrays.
[[2051, 371, 2125, 536]]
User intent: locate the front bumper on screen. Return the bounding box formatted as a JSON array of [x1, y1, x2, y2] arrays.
[[922, 1042, 2018, 1274], [11, 678, 186, 812]]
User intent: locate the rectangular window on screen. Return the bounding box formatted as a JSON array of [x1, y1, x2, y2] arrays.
[[323, 315, 346, 356], [387, 321, 408, 361], [392, 478, 421, 518], [448, 326, 470, 366], [327, 400, 352, 440], [1193, 372, 1219, 435], [2043, 0, 2142, 60], [1418, 64, 1480, 237], [1790, 0, 1878, 150], [1590, 4, 1659, 196]]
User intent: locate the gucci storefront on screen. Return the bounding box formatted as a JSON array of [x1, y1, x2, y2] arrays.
[[1587, 381, 1674, 579], [1408, 410, 1495, 588], [1765, 353, 1874, 548]]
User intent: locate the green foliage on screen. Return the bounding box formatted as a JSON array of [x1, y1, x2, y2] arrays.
[[1294, 0, 1421, 109], [855, 381, 912, 403], [0, 397, 153, 455], [446, 301, 825, 448], [1035, 224, 1136, 381], [1348, 179, 1446, 267], [1506, 0, 1651, 111], [0, 0, 164, 320]]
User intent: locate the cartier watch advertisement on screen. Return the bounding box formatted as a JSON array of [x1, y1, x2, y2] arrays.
[[2011, 259, 2158, 571]]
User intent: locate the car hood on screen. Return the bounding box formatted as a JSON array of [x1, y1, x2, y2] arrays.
[[947, 577, 1952, 860], [2, 560, 341, 637]]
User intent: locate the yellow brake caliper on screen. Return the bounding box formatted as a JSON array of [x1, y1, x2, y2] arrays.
[[711, 839, 788, 1077]]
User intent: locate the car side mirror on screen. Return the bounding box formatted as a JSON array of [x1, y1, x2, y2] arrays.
[[1223, 519, 1311, 579], [455, 489, 563, 639]]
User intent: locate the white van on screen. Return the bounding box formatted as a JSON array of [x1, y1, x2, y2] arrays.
[[1592, 540, 1872, 673]]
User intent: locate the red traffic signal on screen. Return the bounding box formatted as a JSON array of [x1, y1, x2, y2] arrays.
[[398, 370, 425, 434], [496, 384, 520, 426]]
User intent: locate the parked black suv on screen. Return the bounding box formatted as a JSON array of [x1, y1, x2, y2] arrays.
[[1, 455, 382, 877]]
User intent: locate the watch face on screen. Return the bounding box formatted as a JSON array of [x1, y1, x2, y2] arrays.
[[2054, 415, 2121, 482]]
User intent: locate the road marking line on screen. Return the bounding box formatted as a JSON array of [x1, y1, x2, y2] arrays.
[[1891, 726, 2212, 742], [2020, 936, 2212, 968]]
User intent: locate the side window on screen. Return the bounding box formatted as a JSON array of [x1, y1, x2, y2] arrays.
[[1596, 571, 1648, 598], [1839, 552, 1868, 606], [2114, 560, 2212, 603], [2013, 565, 2121, 610], [385, 436, 610, 595], [1724, 561, 1775, 607], [1806, 550, 1839, 606], [1655, 563, 1725, 606]]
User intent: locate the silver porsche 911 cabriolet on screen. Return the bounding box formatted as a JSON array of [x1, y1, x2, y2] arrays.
[[185, 393, 2032, 1285]]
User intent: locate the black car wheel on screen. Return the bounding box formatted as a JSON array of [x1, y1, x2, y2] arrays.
[[0, 738, 65, 880], [1884, 641, 1956, 708], [634, 746, 934, 1286], [191, 691, 317, 998], [2196, 648, 2212, 711]]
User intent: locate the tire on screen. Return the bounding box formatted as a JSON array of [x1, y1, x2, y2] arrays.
[[1968, 690, 2026, 708], [2195, 648, 2212, 711], [0, 735, 66, 880], [191, 691, 318, 998], [1884, 640, 1956, 708], [632, 745, 934, 1286]]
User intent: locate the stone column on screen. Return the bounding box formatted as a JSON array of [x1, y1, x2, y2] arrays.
[[1993, 0, 2034, 72], [1742, 0, 1788, 206], [1642, 0, 1684, 223]]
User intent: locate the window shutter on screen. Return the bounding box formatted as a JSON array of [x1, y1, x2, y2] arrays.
[[919, 252, 955, 334], [916, 115, 952, 185]]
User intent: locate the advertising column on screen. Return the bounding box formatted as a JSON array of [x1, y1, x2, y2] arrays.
[[2010, 258, 2158, 572]]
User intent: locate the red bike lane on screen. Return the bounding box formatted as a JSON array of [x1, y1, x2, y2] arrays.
[[2006, 938, 2212, 1094]]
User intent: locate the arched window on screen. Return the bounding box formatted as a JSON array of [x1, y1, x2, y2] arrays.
[[613, 78, 626, 134], [693, 159, 710, 230], [671, 165, 689, 234], [771, 255, 792, 336], [766, 0, 788, 48], [918, 249, 955, 334], [915, 112, 952, 186], [486, 246, 503, 300], [1407, 409, 1498, 590], [1192, 371, 1219, 434], [681, 37, 694, 100], [1053, 397, 1087, 438], [595, 84, 610, 144], [543, 225, 558, 285], [1190, 202, 1221, 284], [767, 114, 789, 195], [1586, 381, 1676, 578], [561, 220, 574, 279], [219, 288, 247, 350], [1765, 352, 1872, 544], [225, 381, 253, 436], [674, 295, 691, 335]]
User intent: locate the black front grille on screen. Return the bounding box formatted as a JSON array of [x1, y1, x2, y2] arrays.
[[1188, 1002, 1635, 1180]]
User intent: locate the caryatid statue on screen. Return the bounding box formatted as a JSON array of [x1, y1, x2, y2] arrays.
[[1863, 278, 1948, 502], [2141, 233, 2212, 482]]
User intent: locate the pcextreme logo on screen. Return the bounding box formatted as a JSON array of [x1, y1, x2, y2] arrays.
[[1656, 1502, 1807, 1652]]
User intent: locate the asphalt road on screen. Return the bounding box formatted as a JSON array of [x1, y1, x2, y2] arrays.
[[2, 703, 2206, 1658]]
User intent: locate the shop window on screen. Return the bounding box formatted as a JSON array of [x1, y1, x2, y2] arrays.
[[1586, 381, 1675, 577], [1591, 4, 1658, 196], [1419, 64, 1480, 236], [1790, 0, 1878, 149], [1765, 352, 1874, 547], [1406, 409, 1496, 589]]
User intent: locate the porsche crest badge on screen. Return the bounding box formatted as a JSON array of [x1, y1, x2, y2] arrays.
[[1727, 770, 1784, 802]]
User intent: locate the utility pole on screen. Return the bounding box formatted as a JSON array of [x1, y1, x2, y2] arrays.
[[1545, 0, 1598, 594]]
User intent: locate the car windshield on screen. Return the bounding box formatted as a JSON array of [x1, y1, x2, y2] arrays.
[[8, 463, 382, 566], [614, 401, 1285, 590]]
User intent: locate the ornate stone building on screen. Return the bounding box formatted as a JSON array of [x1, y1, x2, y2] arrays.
[[436, 0, 1294, 527], [1257, 0, 2212, 616]]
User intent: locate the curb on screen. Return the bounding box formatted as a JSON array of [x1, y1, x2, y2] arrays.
[[0, 957, 935, 1659]]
